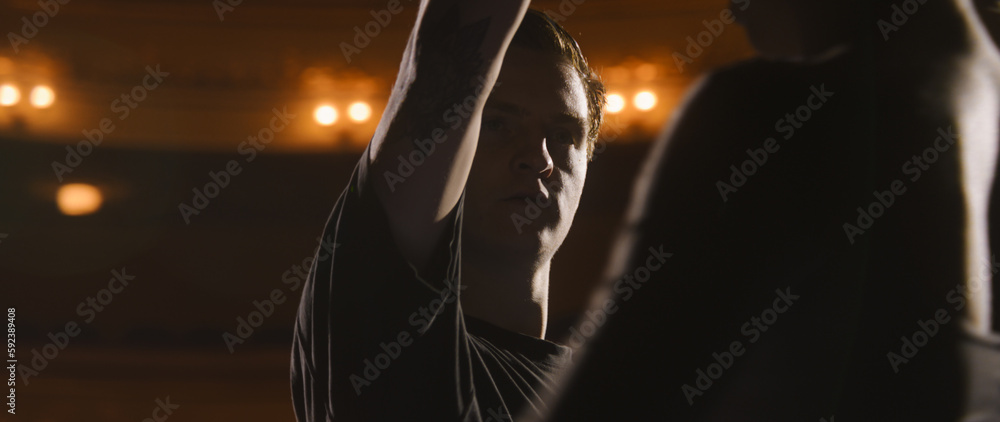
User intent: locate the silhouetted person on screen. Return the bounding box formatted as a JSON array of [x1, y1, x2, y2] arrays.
[[543, 0, 1000, 420]]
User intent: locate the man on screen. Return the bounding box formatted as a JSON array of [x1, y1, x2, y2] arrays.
[[545, 0, 999, 420], [290, 1, 605, 420]]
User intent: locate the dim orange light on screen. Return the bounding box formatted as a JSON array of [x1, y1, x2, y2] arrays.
[[57, 183, 103, 216]]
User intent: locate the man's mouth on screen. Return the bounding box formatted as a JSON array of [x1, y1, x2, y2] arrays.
[[503, 189, 549, 203]]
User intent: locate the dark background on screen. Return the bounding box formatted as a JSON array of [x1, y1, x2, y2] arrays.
[[0, 0, 753, 420]]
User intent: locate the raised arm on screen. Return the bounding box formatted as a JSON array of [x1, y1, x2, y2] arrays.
[[368, 0, 530, 270]]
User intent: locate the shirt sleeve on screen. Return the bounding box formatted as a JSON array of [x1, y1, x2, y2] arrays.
[[290, 144, 485, 421]]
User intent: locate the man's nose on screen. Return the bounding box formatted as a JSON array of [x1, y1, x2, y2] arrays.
[[512, 133, 554, 178]]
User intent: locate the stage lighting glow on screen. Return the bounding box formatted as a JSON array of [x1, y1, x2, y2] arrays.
[[606, 93, 626, 114], [634, 91, 657, 111], [635, 63, 658, 82], [30, 85, 55, 108], [314, 105, 338, 126], [57, 183, 103, 216], [348, 101, 372, 122], [0, 84, 20, 106]]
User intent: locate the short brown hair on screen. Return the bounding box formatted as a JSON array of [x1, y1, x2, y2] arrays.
[[511, 9, 606, 160]]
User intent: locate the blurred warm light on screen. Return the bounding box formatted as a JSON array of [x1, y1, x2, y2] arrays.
[[348, 101, 372, 123], [635, 63, 658, 82], [56, 183, 103, 216], [30, 85, 55, 108], [314, 105, 338, 126], [606, 66, 631, 84], [0, 84, 19, 106], [0, 57, 13, 74], [606, 93, 626, 114], [634, 91, 658, 111]]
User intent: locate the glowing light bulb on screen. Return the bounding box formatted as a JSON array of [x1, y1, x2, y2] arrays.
[[314, 105, 338, 126], [606, 93, 626, 114], [348, 101, 372, 123], [30, 85, 55, 108], [0, 84, 20, 106], [634, 91, 657, 111]]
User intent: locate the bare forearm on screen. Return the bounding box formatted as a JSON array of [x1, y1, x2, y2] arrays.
[[369, 0, 530, 269]]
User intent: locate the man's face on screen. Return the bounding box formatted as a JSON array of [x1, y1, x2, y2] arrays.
[[463, 47, 591, 262]]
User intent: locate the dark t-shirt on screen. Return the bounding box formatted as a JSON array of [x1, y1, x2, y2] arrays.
[[290, 145, 571, 422]]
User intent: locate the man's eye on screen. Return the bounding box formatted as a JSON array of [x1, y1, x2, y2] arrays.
[[483, 118, 507, 132], [552, 130, 576, 145]]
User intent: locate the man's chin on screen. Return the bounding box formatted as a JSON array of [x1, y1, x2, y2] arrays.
[[501, 223, 547, 249], [467, 222, 556, 258]]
